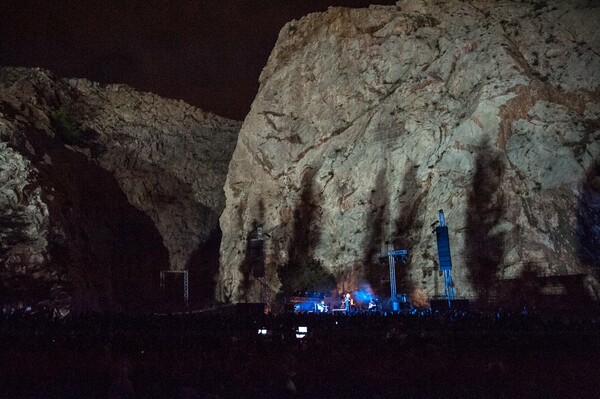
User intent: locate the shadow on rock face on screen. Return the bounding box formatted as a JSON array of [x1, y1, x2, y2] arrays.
[[278, 258, 336, 300], [363, 169, 388, 296], [577, 159, 600, 271], [277, 169, 335, 298], [575, 158, 600, 306], [483, 158, 600, 313], [465, 141, 506, 305], [507, 261, 544, 308], [392, 164, 426, 296], [20, 127, 170, 311], [235, 199, 270, 302], [187, 224, 222, 306], [500, 158, 600, 312], [289, 169, 321, 263], [498, 262, 598, 313], [362, 164, 424, 298]]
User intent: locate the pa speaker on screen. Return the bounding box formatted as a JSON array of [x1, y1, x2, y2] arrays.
[[435, 226, 452, 271]]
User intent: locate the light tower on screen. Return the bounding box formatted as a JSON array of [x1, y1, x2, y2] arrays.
[[379, 243, 408, 311]]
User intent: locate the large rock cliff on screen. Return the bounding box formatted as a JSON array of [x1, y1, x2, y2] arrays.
[[218, 0, 600, 306], [0, 67, 241, 310]]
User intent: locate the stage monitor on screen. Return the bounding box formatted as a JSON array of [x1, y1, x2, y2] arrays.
[[435, 226, 452, 271], [295, 326, 308, 339]]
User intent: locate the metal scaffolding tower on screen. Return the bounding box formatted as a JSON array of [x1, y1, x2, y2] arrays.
[[379, 244, 408, 311], [160, 270, 189, 307]]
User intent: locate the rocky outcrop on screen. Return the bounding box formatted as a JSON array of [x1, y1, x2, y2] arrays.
[[0, 67, 241, 309], [218, 0, 600, 306]]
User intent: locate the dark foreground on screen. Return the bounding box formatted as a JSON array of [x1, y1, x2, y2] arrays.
[[1, 309, 600, 399]]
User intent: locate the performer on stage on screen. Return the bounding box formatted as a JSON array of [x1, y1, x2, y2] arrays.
[[344, 293, 352, 313], [368, 298, 377, 311], [316, 300, 327, 313]]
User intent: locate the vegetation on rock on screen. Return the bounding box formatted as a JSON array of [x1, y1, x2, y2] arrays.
[[50, 106, 82, 145]]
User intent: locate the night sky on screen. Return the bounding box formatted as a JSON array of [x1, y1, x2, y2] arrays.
[[1, 0, 398, 120]]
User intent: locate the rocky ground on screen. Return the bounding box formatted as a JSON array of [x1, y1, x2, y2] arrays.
[[0, 67, 241, 310], [218, 0, 600, 306]]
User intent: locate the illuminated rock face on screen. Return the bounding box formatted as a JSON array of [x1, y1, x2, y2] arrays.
[[218, 0, 600, 304], [0, 68, 241, 309]]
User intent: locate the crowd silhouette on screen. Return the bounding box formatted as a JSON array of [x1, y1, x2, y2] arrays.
[[1, 307, 600, 399]]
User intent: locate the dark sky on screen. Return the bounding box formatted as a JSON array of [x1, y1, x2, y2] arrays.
[[1, 0, 398, 120]]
